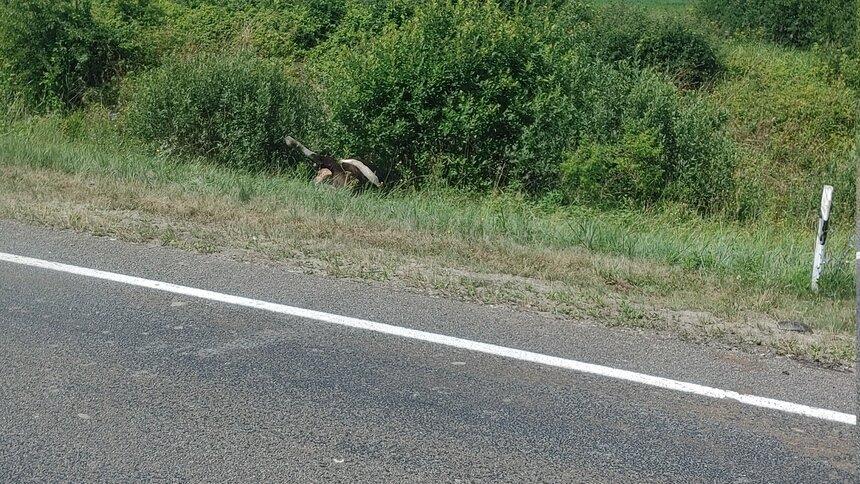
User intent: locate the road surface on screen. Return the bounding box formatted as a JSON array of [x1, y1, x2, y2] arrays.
[[0, 220, 855, 482]]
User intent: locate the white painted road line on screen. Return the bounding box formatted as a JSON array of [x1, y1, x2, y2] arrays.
[[0, 251, 855, 426]]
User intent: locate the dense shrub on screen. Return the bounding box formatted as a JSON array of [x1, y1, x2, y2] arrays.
[[316, 0, 547, 188], [634, 20, 723, 88], [698, 0, 856, 51], [137, 0, 354, 60], [125, 55, 320, 170], [316, 0, 417, 51], [164, 3, 241, 53], [543, 64, 735, 212], [91, 0, 165, 67], [241, 0, 413, 60], [0, 0, 137, 109], [241, 7, 313, 59], [288, 0, 348, 49], [316, 1, 736, 212], [581, 4, 723, 88], [666, 94, 736, 212], [561, 131, 665, 208]]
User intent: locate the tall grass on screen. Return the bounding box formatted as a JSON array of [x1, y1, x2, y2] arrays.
[[1, 115, 853, 301]]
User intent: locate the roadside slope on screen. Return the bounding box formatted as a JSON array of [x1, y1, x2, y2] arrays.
[[0, 151, 854, 366]]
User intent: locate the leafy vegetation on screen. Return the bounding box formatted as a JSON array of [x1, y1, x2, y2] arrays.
[[0, 0, 141, 109], [125, 54, 320, 170], [314, 1, 546, 189], [0, 0, 855, 297], [315, 1, 734, 212], [697, 0, 856, 51], [575, 4, 723, 88]]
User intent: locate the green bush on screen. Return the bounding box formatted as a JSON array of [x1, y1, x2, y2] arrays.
[[552, 66, 735, 212], [242, 0, 406, 60], [137, 0, 353, 61], [507, 51, 605, 194], [315, 1, 736, 212], [241, 7, 310, 59], [91, 0, 165, 68], [698, 0, 856, 51], [125, 54, 320, 170], [635, 20, 723, 88], [288, 0, 348, 50], [562, 131, 665, 208], [581, 4, 723, 88], [316, 0, 547, 188], [316, 0, 416, 51], [0, 0, 137, 110], [151, 3, 243, 56], [666, 95, 736, 212]]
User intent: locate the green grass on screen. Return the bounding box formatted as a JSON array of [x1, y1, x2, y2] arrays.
[[5, 111, 858, 302], [0, 114, 853, 364], [4, 114, 853, 300], [711, 39, 856, 227]]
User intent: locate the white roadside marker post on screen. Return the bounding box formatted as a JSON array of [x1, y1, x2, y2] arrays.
[[811, 185, 833, 292]]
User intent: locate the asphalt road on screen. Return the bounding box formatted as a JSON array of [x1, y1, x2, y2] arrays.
[[0, 220, 856, 482]]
